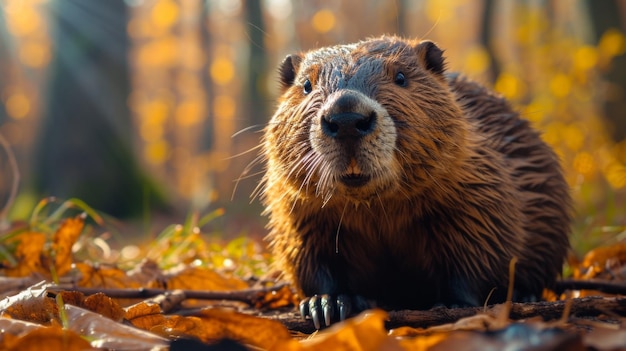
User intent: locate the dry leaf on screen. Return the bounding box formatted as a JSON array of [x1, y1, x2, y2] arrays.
[[50, 216, 85, 277], [165, 266, 249, 291], [3, 215, 85, 279], [82, 292, 126, 321], [0, 317, 44, 340], [254, 285, 298, 309], [3, 232, 46, 277], [429, 323, 584, 351], [0, 325, 93, 351], [124, 301, 163, 329], [294, 309, 402, 351], [198, 308, 292, 349], [153, 314, 227, 341], [64, 304, 168, 350], [137, 307, 291, 349], [584, 323, 626, 350], [75, 262, 141, 289], [0, 282, 58, 325], [575, 242, 626, 280]]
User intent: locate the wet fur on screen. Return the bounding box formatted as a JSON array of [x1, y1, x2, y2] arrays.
[[261, 36, 570, 309]]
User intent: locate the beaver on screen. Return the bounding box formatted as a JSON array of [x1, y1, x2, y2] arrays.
[[260, 36, 571, 329]]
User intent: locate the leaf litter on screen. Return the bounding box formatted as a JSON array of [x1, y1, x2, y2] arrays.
[[1, 201, 626, 350]]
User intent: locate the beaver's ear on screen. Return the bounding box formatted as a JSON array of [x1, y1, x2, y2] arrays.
[[278, 53, 303, 92], [414, 41, 446, 75]]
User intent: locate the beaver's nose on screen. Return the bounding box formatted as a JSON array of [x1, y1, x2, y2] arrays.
[[321, 92, 376, 138]]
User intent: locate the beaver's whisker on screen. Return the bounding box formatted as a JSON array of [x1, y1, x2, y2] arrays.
[[232, 124, 266, 138], [225, 144, 264, 161], [335, 201, 348, 254], [234, 153, 266, 200]]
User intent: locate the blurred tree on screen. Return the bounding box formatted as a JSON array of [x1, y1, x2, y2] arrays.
[[397, 0, 409, 37], [588, 0, 626, 142], [200, 4, 214, 151], [480, 0, 500, 81], [0, 11, 10, 125], [244, 0, 268, 125], [33, 0, 166, 218]]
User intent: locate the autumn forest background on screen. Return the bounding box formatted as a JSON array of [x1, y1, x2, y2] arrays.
[[1, 0, 626, 256]]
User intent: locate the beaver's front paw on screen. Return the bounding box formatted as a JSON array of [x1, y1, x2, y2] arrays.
[[299, 294, 371, 329]]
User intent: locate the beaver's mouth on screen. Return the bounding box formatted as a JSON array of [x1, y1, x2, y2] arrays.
[[339, 173, 371, 187]]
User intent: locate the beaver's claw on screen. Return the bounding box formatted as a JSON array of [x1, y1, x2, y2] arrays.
[[299, 294, 370, 329]]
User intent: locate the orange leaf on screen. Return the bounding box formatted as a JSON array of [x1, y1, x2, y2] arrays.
[[75, 262, 141, 289], [575, 243, 626, 280], [3, 215, 84, 279], [125, 301, 163, 322], [295, 309, 398, 351], [197, 308, 291, 349], [63, 304, 168, 350], [3, 232, 46, 277], [254, 285, 299, 309], [82, 293, 126, 321], [0, 283, 59, 325], [165, 266, 248, 291], [140, 308, 291, 349], [51, 215, 85, 277], [1, 325, 92, 351]]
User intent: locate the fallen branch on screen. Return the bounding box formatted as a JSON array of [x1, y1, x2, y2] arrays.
[[268, 296, 626, 334], [48, 283, 289, 305]]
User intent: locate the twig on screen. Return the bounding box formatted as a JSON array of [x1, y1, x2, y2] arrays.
[[268, 296, 626, 334], [47, 283, 289, 305]]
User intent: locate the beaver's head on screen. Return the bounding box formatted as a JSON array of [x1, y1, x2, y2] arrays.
[[264, 36, 469, 206]]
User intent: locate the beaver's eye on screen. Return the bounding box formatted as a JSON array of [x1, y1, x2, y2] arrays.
[[303, 79, 313, 94], [394, 72, 407, 87]]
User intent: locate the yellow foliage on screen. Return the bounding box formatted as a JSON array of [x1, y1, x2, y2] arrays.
[[573, 46, 598, 72], [311, 9, 336, 34], [151, 0, 180, 30], [210, 57, 235, 85], [5, 93, 30, 120], [549, 73, 572, 99], [463, 45, 490, 75], [5, 5, 41, 36], [145, 140, 170, 165], [495, 72, 524, 100], [598, 28, 626, 60], [213, 94, 236, 119]]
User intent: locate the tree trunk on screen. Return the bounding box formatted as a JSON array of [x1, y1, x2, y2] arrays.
[[34, 0, 166, 217], [244, 0, 268, 126], [587, 0, 626, 142], [480, 0, 500, 82]]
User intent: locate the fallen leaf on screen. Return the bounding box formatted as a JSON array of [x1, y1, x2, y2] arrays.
[[75, 262, 141, 289], [295, 309, 402, 351], [125, 301, 163, 319], [0, 325, 93, 351], [254, 284, 298, 309], [0, 282, 58, 325], [583, 322, 626, 350], [0, 317, 44, 339], [3, 232, 46, 277], [3, 215, 85, 279], [197, 308, 292, 349], [575, 242, 626, 280], [63, 304, 168, 350], [430, 323, 584, 351], [50, 215, 85, 277], [137, 307, 291, 349], [165, 266, 249, 291]]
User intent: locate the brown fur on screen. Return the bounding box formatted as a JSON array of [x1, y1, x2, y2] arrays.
[[260, 36, 570, 310]]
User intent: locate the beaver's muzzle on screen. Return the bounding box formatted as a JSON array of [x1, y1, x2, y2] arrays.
[[320, 90, 377, 140]]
